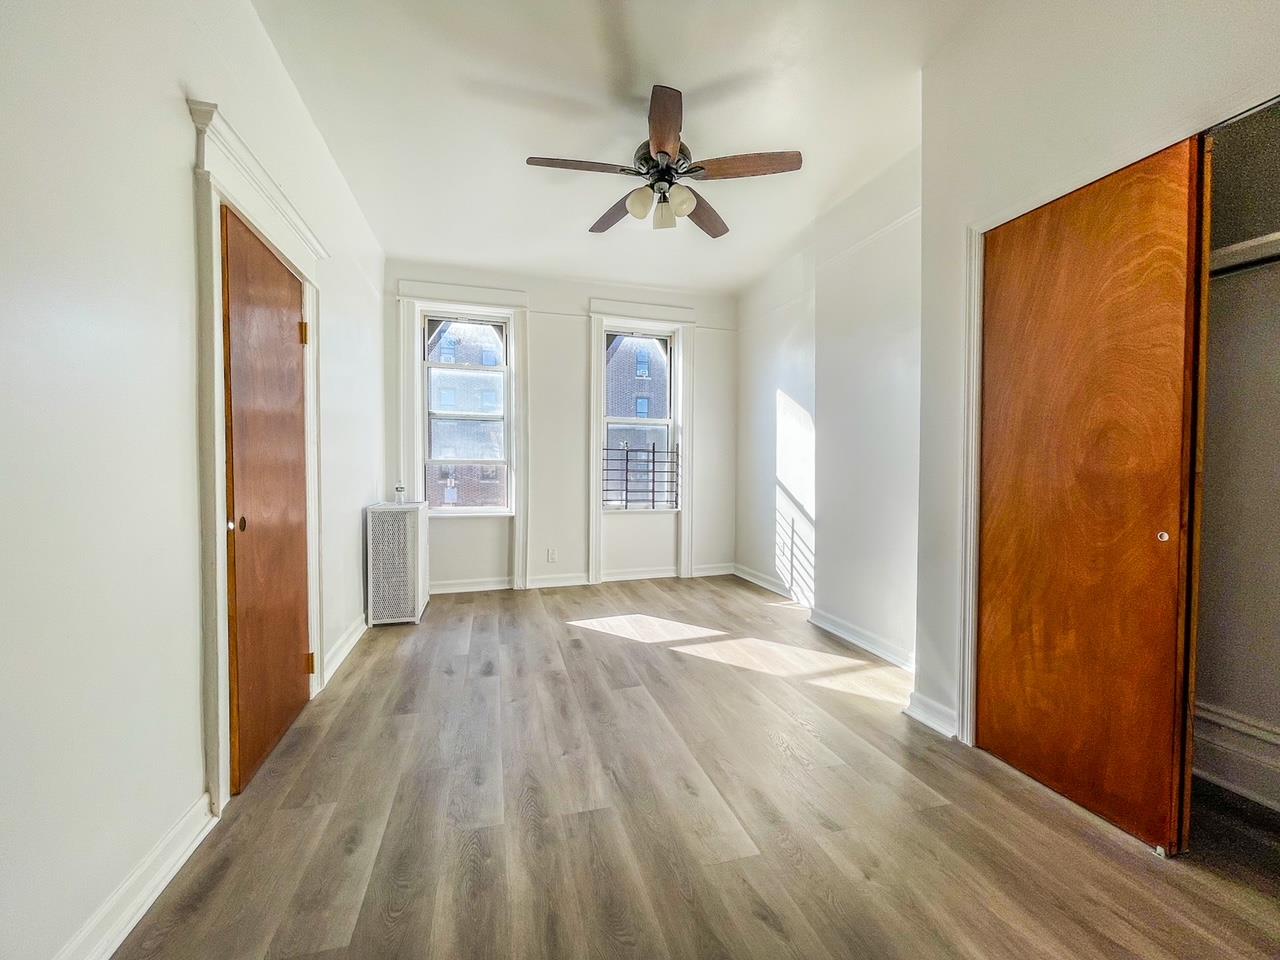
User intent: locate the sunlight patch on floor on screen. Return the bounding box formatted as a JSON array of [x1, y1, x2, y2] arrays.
[[670, 635, 864, 676], [765, 598, 811, 611], [807, 667, 910, 706], [567, 614, 725, 643]]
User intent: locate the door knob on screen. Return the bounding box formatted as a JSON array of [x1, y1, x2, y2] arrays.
[[1157, 531, 1170, 542], [238, 516, 247, 532]]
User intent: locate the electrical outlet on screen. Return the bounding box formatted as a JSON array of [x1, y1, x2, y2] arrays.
[[546, 548, 558, 563]]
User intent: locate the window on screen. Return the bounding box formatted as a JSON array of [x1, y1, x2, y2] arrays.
[[603, 332, 676, 509], [425, 316, 510, 511]]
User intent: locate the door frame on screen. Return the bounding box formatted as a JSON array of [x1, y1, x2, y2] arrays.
[[189, 101, 327, 814]]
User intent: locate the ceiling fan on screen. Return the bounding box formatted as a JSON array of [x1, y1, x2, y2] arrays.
[[526, 84, 802, 238]]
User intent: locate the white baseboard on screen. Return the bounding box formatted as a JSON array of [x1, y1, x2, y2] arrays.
[[1194, 701, 1280, 814], [904, 690, 959, 739], [808, 608, 915, 672], [431, 576, 514, 594], [53, 793, 217, 960], [732, 563, 790, 598], [527, 572, 589, 589], [322, 615, 367, 687], [693, 562, 736, 577], [602, 566, 678, 582]]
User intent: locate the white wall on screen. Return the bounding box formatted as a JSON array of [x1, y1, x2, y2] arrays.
[[916, 0, 1280, 733], [736, 249, 817, 599], [0, 2, 384, 957], [736, 146, 922, 669], [384, 260, 737, 590]]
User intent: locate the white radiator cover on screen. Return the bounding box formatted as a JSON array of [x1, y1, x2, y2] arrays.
[[366, 502, 430, 626]]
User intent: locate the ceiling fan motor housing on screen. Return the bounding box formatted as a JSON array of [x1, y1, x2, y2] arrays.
[[634, 140, 692, 180]]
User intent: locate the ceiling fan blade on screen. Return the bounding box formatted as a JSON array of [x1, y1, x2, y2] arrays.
[[648, 85, 683, 161], [528, 157, 639, 175], [685, 188, 729, 238], [589, 192, 633, 233], [687, 151, 803, 180]]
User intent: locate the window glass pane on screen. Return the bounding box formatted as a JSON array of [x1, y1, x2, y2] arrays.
[[605, 334, 668, 419], [428, 369, 504, 415], [606, 423, 669, 452], [428, 463, 508, 509], [429, 418, 505, 460], [427, 318, 505, 366]]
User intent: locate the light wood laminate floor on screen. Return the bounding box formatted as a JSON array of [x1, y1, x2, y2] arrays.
[[113, 577, 1280, 960]]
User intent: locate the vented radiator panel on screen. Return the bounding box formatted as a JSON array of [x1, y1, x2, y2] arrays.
[[366, 502, 430, 626]]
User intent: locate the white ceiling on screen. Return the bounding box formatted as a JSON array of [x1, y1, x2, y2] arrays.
[[253, 0, 973, 292]]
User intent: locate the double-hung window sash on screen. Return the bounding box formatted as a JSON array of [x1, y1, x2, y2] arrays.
[[602, 332, 677, 509], [424, 316, 510, 511]]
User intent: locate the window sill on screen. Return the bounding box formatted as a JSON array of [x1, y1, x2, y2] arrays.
[[428, 508, 515, 519], [602, 506, 681, 514]]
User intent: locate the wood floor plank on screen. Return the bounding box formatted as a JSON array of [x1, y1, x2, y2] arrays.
[[531, 667, 611, 815], [281, 633, 404, 809], [344, 765, 449, 960], [610, 683, 758, 864], [562, 807, 672, 960], [441, 672, 504, 829], [112, 578, 1280, 960], [426, 825, 509, 960], [266, 713, 416, 958], [707, 855, 838, 960], [501, 691, 590, 960]]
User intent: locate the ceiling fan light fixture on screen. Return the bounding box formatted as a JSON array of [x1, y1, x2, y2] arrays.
[[626, 186, 654, 220], [669, 183, 697, 218], [653, 195, 676, 230]]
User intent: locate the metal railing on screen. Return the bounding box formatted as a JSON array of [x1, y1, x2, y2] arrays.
[[602, 444, 679, 509]]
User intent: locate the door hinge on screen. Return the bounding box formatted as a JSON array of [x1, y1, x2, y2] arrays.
[[306, 651, 316, 674], [299, 320, 309, 345]]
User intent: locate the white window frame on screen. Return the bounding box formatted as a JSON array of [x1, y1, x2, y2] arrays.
[[588, 302, 696, 583], [396, 284, 529, 591], [423, 312, 513, 516]]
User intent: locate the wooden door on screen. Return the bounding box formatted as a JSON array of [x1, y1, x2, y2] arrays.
[[977, 139, 1203, 851], [222, 206, 311, 794]]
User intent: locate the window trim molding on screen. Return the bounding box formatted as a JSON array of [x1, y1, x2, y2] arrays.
[[588, 303, 695, 584], [397, 286, 529, 588]]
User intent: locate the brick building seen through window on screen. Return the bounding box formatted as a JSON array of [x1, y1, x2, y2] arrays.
[[603, 333, 676, 508], [425, 317, 509, 510]]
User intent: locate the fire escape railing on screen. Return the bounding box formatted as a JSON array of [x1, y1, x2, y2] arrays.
[[602, 444, 679, 509]]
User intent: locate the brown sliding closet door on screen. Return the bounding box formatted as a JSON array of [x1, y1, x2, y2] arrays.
[[222, 205, 311, 794], [977, 138, 1204, 851]]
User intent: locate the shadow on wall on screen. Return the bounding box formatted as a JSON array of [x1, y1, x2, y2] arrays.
[[775, 389, 816, 606]]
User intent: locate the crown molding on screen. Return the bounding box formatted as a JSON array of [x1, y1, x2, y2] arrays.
[[187, 99, 329, 262]]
